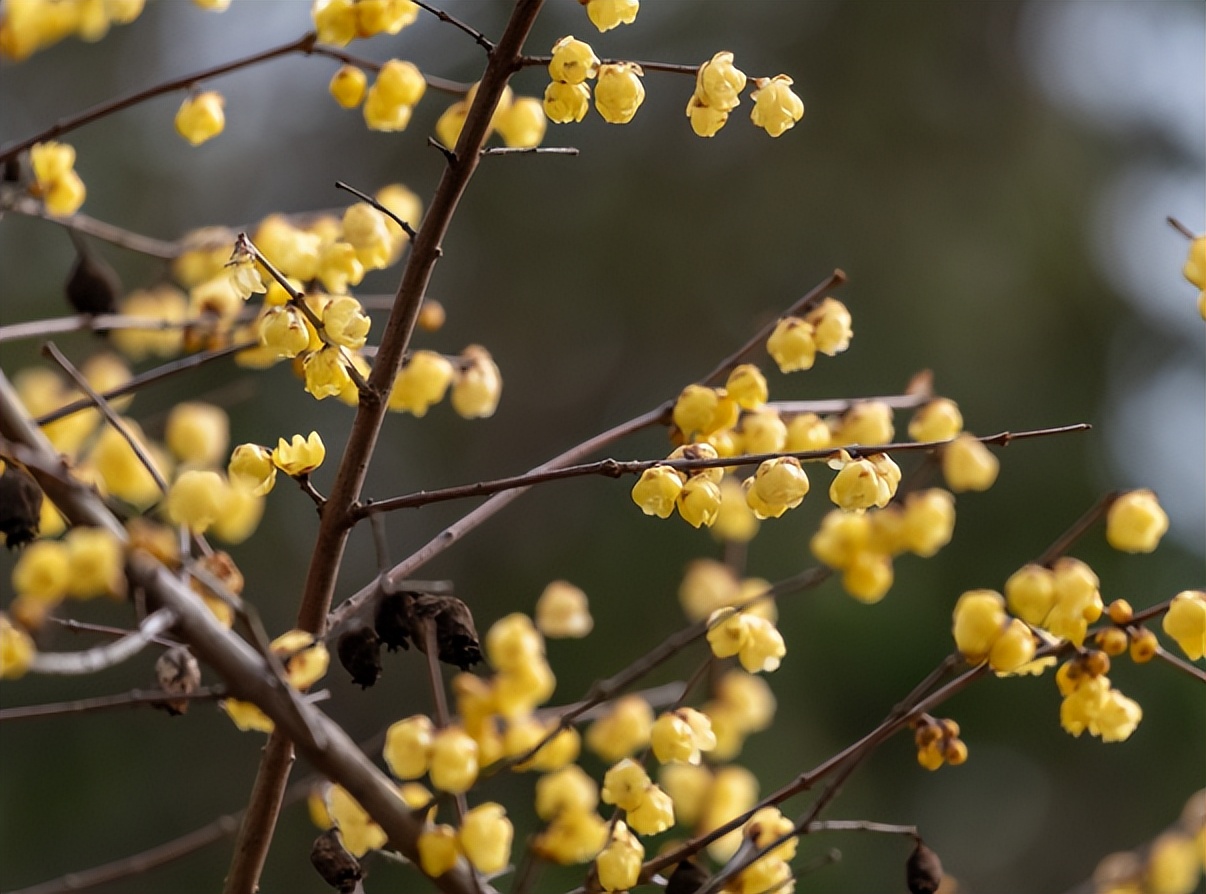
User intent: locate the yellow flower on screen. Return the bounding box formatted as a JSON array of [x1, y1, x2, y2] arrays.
[[257, 305, 309, 359], [686, 95, 730, 138], [164, 470, 230, 533], [594, 62, 645, 124], [341, 203, 394, 270], [450, 345, 502, 418], [485, 612, 545, 672], [651, 708, 717, 765], [1105, 489, 1169, 554], [1005, 564, 1056, 626], [221, 698, 275, 733], [595, 822, 643, 891], [328, 64, 367, 108], [766, 316, 816, 372], [175, 91, 226, 146], [458, 803, 512, 874], [549, 36, 600, 85], [942, 434, 999, 492], [677, 476, 723, 528], [417, 824, 459, 877], [0, 614, 35, 679], [227, 444, 277, 496], [30, 141, 86, 215], [312, 0, 357, 46], [65, 526, 124, 599], [322, 296, 372, 350], [434, 99, 468, 147], [841, 549, 894, 604], [908, 398, 964, 442], [696, 51, 747, 112], [832, 401, 895, 447], [111, 285, 188, 360], [325, 785, 387, 856], [533, 807, 609, 865], [952, 589, 1007, 663], [304, 345, 354, 400], [988, 618, 1036, 674], [1183, 235, 1206, 289], [754, 455, 811, 508], [583, 0, 638, 32], [165, 402, 229, 467], [494, 96, 547, 148], [901, 488, 956, 557], [828, 454, 894, 511], [805, 296, 853, 356], [535, 765, 599, 819], [272, 431, 325, 475], [12, 539, 71, 605], [384, 715, 434, 779], [585, 694, 653, 762], [1162, 591, 1206, 661], [750, 75, 804, 137], [388, 350, 455, 416], [536, 580, 594, 638], [627, 784, 675, 835], [429, 726, 479, 793], [543, 81, 592, 124], [373, 58, 425, 105]]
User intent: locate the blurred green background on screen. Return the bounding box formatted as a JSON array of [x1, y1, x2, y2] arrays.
[[1, 1, 1203, 892]]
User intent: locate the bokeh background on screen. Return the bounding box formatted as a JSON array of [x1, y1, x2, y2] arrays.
[[1, 1, 1203, 892]]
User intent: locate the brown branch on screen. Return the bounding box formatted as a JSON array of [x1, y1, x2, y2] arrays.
[[222, 731, 296, 894], [224, 4, 548, 891], [0, 686, 225, 722], [4, 196, 181, 258], [0, 313, 245, 346], [518, 55, 700, 76], [354, 424, 1092, 518], [1152, 645, 1206, 684], [0, 34, 319, 163], [1034, 491, 1120, 567], [413, 0, 495, 52]]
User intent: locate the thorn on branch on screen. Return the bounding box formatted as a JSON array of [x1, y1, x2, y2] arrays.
[[427, 135, 457, 164]]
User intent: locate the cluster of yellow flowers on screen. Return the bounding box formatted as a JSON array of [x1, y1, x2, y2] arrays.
[[912, 716, 968, 771], [543, 36, 645, 126], [28, 141, 87, 216], [311, 0, 419, 46], [0, 0, 146, 61], [1056, 649, 1142, 743]]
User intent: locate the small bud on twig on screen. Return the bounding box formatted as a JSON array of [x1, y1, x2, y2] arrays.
[[906, 839, 944, 894]]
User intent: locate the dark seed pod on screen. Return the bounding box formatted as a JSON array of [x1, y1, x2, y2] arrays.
[[0, 462, 43, 549], [337, 626, 383, 688], [154, 646, 201, 716], [665, 858, 710, 894], [310, 827, 363, 894], [906, 839, 944, 894], [374, 591, 412, 652], [65, 232, 121, 321], [411, 594, 482, 670]]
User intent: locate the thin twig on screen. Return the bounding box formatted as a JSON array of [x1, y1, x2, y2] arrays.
[[1167, 216, 1197, 239], [480, 146, 579, 156], [518, 55, 699, 75], [0, 34, 319, 162], [42, 341, 169, 492], [0, 313, 245, 346], [35, 340, 254, 426], [1034, 491, 1120, 567], [335, 181, 418, 239], [49, 615, 181, 648], [0, 686, 225, 722], [354, 424, 1092, 518], [4, 196, 181, 257], [413, 0, 495, 52], [1152, 646, 1206, 684], [30, 609, 178, 675]]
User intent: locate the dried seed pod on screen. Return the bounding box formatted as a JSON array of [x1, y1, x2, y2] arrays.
[[411, 594, 482, 670], [66, 231, 121, 320], [665, 858, 710, 894], [310, 827, 364, 893], [906, 839, 944, 894], [155, 646, 201, 716], [337, 626, 383, 689], [374, 591, 413, 652], [0, 462, 43, 549]]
